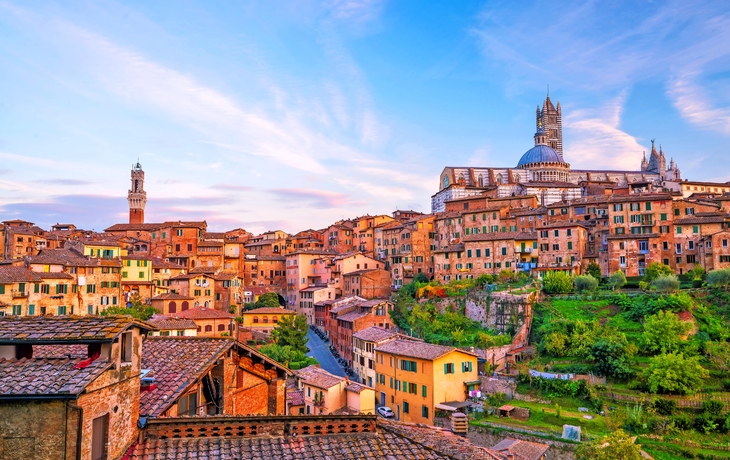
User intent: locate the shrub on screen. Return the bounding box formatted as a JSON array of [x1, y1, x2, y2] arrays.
[[651, 275, 680, 293], [694, 413, 719, 433], [671, 413, 693, 430], [586, 262, 602, 281], [645, 262, 674, 283], [722, 379, 730, 391], [707, 268, 730, 291], [606, 270, 627, 290], [648, 417, 671, 435], [651, 398, 677, 416], [543, 271, 574, 294], [574, 274, 598, 293], [703, 400, 725, 416], [642, 310, 691, 354]]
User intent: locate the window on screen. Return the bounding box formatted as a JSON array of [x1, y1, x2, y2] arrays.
[[444, 363, 454, 374], [676, 243, 682, 254], [422, 385, 427, 397], [403, 401, 409, 414], [28, 305, 35, 315], [723, 239, 729, 248], [646, 202, 652, 211], [422, 405, 429, 419], [400, 360, 417, 372], [676, 226, 682, 234], [12, 305, 22, 315], [177, 229, 183, 236], [567, 242, 573, 250], [693, 226, 699, 234], [121, 331, 133, 363], [620, 256, 626, 267], [554, 230, 559, 237], [57, 306, 67, 315], [178, 392, 197, 416], [205, 325, 213, 332], [462, 361, 472, 372], [660, 213, 667, 221]]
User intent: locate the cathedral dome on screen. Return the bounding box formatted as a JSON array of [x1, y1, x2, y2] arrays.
[[517, 144, 562, 167]]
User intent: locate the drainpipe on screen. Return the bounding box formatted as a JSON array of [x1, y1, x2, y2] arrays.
[[67, 400, 84, 460]]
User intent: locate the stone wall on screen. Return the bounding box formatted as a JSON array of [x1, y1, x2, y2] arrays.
[[0, 400, 78, 460], [467, 426, 577, 460]]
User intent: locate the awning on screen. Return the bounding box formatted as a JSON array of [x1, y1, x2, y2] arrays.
[[436, 401, 472, 411], [463, 380, 481, 385]]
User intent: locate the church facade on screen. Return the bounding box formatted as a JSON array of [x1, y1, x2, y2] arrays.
[[432, 94, 682, 212]]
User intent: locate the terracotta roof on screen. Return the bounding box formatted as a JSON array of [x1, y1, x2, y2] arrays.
[[212, 271, 237, 281], [147, 316, 197, 331], [433, 243, 465, 254], [189, 266, 219, 274], [32, 344, 88, 359], [256, 255, 286, 261], [463, 231, 536, 243], [0, 357, 111, 398], [37, 271, 75, 280], [140, 337, 234, 417], [152, 258, 186, 269], [343, 269, 382, 276], [345, 382, 369, 393], [352, 326, 398, 343], [491, 438, 550, 460], [297, 365, 344, 390], [104, 223, 163, 232], [197, 241, 223, 247], [0, 267, 44, 284], [375, 340, 471, 361], [337, 311, 369, 322], [29, 248, 97, 267], [287, 389, 304, 406], [244, 307, 292, 315], [674, 216, 728, 225], [128, 417, 505, 459], [0, 316, 155, 344], [171, 307, 235, 320], [151, 293, 194, 300]]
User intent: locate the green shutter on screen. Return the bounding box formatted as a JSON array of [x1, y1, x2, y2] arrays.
[[444, 363, 448, 374], [422, 385, 427, 397]]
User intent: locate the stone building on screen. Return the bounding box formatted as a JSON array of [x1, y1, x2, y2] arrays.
[[0, 316, 154, 460], [128, 162, 147, 225], [432, 94, 682, 212], [295, 365, 375, 415]]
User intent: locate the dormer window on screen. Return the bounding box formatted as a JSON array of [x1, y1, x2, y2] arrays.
[[121, 331, 133, 363]]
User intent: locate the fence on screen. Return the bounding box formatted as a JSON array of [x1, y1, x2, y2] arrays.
[[599, 391, 730, 408]]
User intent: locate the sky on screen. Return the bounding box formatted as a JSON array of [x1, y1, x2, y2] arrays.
[[1, 0, 730, 233]]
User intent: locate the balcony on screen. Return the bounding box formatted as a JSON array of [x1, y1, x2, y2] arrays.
[[12, 290, 29, 298]]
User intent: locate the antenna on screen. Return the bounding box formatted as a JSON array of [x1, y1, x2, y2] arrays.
[[547, 84, 549, 97]]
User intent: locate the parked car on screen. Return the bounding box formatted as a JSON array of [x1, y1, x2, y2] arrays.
[[377, 406, 394, 418]]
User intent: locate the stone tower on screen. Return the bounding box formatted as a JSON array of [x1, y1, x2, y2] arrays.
[[128, 162, 147, 225], [536, 91, 563, 161]]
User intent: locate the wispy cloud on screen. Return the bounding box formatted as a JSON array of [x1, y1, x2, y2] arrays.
[[564, 91, 644, 170], [212, 183, 254, 192], [32, 178, 94, 186], [268, 188, 352, 208]]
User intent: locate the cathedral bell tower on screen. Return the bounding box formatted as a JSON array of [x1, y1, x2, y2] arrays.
[[536, 89, 563, 161], [128, 162, 147, 225]]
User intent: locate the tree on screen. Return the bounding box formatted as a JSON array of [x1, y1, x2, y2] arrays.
[[574, 275, 598, 293], [255, 292, 281, 308], [542, 271, 574, 294], [413, 273, 429, 284], [101, 293, 158, 321], [271, 314, 309, 353], [543, 332, 569, 357], [643, 353, 709, 395], [644, 262, 673, 283], [590, 332, 635, 379], [651, 275, 680, 293], [707, 269, 730, 291], [586, 262, 602, 281], [705, 341, 730, 372], [576, 429, 643, 460], [258, 343, 317, 369], [606, 270, 627, 291], [642, 310, 690, 354], [312, 390, 326, 414], [689, 264, 706, 281]]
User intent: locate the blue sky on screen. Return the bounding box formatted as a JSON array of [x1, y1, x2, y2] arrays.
[[1, 0, 730, 233]]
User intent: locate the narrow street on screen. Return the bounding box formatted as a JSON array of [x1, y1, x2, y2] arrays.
[[306, 329, 346, 377]]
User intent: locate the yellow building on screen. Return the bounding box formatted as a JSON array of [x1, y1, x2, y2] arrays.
[[296, 365, 375, 416], [239, 307, 295, 334], [121, 255, 154, 302], [514, 234, 539, 270], [374, 340, 478, 425]]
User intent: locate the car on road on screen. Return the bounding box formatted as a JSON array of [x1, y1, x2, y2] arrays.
[[377, 406, 394, 418]]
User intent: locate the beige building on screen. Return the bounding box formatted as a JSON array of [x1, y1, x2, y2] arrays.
[[296, 365, 375, 416]]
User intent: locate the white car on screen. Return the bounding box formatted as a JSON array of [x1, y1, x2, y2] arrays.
[[377, 406, 394, 418]]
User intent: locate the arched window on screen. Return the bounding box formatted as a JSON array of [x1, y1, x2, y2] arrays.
[[169, 301, 177, 314], [478, 175, 484, 187], [204, 301, 209, 308], [263, 316, 268, 324], [181, 301, 189, 311], [205, 325, 213, 332], [194, 301, 200, 308], [253, 316, 259, 324], [197, 326, 201, 332], [217, 324, 225, 331], [443, 176, 449, 188], [272, 316, 278, 323]]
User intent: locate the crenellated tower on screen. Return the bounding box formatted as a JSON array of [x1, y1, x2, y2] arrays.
[[128, 162, 147, 225], [536, 91, 563, 161]]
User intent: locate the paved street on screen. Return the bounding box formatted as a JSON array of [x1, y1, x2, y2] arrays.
[[306, 329, 346, 377]]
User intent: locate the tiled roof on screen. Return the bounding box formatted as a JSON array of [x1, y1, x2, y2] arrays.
[[337, 311, 369, 322], [375, 340, 470, 361], [127, 421, 503, 459], [352, 326, 398, 343], [287, 389, 304, 406], [674, 216, 728, 225], [343, 269, 381, 276], [212, 271, 237, 281], [32, 344, 88, 359], [0, 357, 111, 398], [189, 266, 219, 274], [151, 293, 194, 300], [152, 258, 186, 269], [147, 316, 197, 330], [105, 223, 164, 232], [0, 267, 44, 284], [297, 365, 344, 390], [0, 316, 155, 344], [433, 243, 465, 254], [244, 307, 293, 315], [197, 241, 223, 247], [491, 438, 550, 460], [171, 307, 235, 320], [140, 337, 234, 417], [37, 271, 75, 280], [345, 382, 369, 393], [463, 231, 536, 243], [29, 248, 97, 267]]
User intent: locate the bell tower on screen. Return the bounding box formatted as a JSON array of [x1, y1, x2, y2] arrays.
[[537, 89, 563, 161], [128, 161, 147, 225]]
